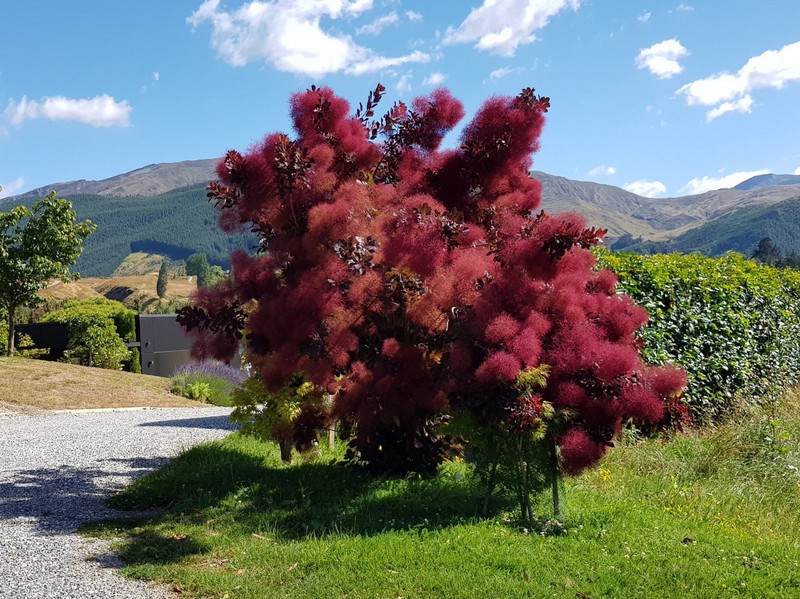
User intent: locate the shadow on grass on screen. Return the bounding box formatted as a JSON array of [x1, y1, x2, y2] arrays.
[[93, 438, 511, 566]]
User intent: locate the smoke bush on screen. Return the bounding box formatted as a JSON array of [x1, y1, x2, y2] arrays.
[[178, 84, 685, 511]]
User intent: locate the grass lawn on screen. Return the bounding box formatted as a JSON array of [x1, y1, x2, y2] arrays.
[[87, 394, 800, 598], [0, 356, 199, 410]]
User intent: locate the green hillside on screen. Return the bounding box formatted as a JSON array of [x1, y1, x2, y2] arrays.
[[9, 173, 800, 275], [622, 195, 800, 257], [12, 184, 257, 276]]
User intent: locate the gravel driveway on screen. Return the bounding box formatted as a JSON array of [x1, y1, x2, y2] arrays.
[[0, 406, 238, 598]]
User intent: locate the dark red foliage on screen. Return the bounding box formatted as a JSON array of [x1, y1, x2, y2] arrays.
[[182, 84, 685, 475], [293, 401, 329, 452], [559, 427, 607, 475], [507, 394, 543, 435]]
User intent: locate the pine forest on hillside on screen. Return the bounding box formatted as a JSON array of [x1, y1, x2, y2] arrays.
[[10, 184, 257, 277], [623, 195, 800, 257]]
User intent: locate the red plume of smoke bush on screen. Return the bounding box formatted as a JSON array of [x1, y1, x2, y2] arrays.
[[178, 84, 685, 474]]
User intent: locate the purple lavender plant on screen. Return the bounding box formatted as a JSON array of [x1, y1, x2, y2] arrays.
[[173, 361, 248, 386], [171, 361, 247, 406]]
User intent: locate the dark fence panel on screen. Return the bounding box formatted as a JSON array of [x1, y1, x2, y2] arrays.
[[14, 322, 69, 360], [14, 315, 234, 378], [137, 314, 194, 377]]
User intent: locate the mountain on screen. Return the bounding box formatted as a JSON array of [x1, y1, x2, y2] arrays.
[[10, 158, 219, 199], [734, 173, 800, 191], [7, 160, 800, 273], [10, 160, 800, 244], [622, 195, 800, 257], [534, 171, 800, 242], [6, 183, 256, 277]]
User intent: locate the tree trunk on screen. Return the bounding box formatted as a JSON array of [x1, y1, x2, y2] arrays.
[[548, 435, 562, 519], [279, 439, 293, 463], [482, 460, 498, 517], [6, 305, 16, 357]]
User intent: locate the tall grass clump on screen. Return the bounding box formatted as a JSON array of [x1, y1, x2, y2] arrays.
[[170, 361, 247, 406]]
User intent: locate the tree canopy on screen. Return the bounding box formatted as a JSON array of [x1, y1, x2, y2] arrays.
[[186, 252, 210, 277], [0, 192, 95, 355], [157, 259, 169, 299]]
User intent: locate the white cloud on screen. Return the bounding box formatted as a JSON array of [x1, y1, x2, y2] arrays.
[[637, 11, 651, 23], [406, 10, 422, 22], [347, 51, 430, 75], [0, 177, 25, 199], [678, 169, 770, 195], [635, 39, 689, 79], [422, 72, 446, 86], [489, 67, 515, 81], [396, 73, 412, 93], [3, 94, 132, 128], [794, 166, 800, 176], [443, 0, 581, 57], [188, 0, 429, 78], [586, 165, 616, 177], [705, 94, 753, 122], [142, 71, 161, 93], [623, 180, 667, 198], [357, 12, 399, 35], [675, 3, 694, 12], [484, 66, 527, 84], [677, 40, 800, 120]]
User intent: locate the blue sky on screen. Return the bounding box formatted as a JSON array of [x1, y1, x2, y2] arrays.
[[2, 0, 799, 200]]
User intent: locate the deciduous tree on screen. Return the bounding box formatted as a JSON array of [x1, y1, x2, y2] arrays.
[[752, 236, 781, 266], [0, 192, 94, 356], [186, 253, 209, 277]]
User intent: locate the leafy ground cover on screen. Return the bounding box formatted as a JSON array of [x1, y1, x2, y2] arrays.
[[0, 357, 198, 410], [87, 392, 800, 598]]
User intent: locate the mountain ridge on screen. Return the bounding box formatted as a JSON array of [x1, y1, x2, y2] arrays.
[[9, 158, 220, 199], [6, 159, 800, 265], [734, 173, 800, 191]]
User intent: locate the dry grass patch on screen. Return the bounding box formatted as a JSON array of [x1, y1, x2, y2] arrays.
[[0, 357, 200, 411], [42, 274, 196, 308]]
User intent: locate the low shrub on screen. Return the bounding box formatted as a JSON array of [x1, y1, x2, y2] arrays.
[[60, 317, 129, 369], [229, 372, 330, 463], [43, 298, 137, 370], [0, 318, 7, 354], [125, 347, 142, 374], [170, 361, 247, 406], [15, 333, 50, 359]]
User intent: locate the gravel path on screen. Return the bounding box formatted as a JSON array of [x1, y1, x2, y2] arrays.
[[0, 406, 239, 598]]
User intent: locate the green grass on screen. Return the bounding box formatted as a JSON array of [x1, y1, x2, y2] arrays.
[[86, 396, 800, 598]]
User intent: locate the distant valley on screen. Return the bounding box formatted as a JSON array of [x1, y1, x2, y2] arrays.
[[5, 159, 800, 276]]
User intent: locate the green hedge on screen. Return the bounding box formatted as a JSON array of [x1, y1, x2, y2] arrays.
[[41, 298, 138, 370], [42, 298, 136, 341], [597, 250, 800, 422]]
